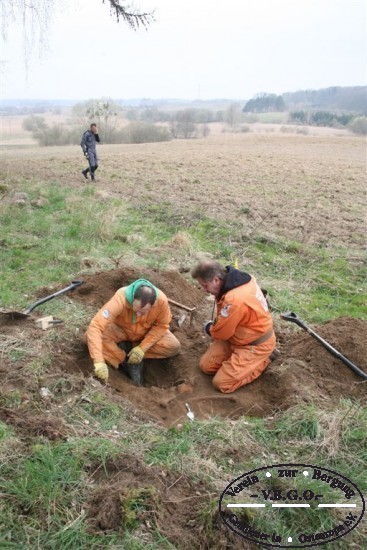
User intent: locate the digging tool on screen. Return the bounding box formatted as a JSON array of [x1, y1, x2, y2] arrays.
[[0, 280, 84, 320], [168, 298, 196, 325], [281, 311, 367, 380], [185, 402, 195, 421]]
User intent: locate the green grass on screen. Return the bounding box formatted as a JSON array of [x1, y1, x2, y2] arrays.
[[1, 176, 365, 321], [0, 399, 365, 547], [256, 112, 289, 124]]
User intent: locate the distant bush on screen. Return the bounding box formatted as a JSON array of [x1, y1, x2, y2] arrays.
[[296, 127, 309, 135], [240, 125, 251, 133], [347, 116, 367, 135], [33, 124, 80, 146], [112, 122, 172, 144], [289, 110, 355, 128], [22, 115, 47, 132], [200, 124, 211, 137]]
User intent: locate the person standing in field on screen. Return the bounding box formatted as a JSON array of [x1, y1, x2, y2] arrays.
[[81, 123, 100, 181], [192, 260, 276, 393]]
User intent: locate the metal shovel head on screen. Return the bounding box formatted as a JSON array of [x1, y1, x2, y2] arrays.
[[280, 311, 308, 330], [0, 308, 30, 320], [0, 280, 84, 320]]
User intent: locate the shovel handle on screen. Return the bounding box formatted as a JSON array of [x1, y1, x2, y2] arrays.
[[281, 311, 367, 380], [24, 280, 84, 314]]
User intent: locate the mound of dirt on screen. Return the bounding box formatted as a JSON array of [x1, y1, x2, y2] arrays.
[[0, 408, 67, 440], [1, 268, 366, 427], [86, 454, 250, 549]]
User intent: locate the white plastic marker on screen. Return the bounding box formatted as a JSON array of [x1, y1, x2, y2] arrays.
[[185, 403, 195, 421]]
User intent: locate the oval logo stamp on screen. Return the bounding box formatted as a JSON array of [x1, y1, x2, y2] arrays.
[[219, 463, 365, 548]]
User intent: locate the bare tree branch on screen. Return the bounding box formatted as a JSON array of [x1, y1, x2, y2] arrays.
[[102, 0, 155, 29]]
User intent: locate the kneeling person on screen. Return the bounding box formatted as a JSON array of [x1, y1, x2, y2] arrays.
[[192, 260, 276, 393], [85, 279, 181, 385]]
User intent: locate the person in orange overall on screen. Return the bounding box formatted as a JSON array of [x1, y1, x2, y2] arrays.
[[85, 279, 181, 385], [191, 260, 276, 393]]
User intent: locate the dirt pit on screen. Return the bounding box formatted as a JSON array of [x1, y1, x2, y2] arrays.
[[1, 267, 366, 426], [55, 268, 366, 425]]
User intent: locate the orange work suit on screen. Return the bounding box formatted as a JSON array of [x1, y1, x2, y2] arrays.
[[85, 287, 181, 368], [200, 276, 276, 393]]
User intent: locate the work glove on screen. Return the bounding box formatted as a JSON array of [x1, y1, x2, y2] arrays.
[[94, 362, 109, 382], [203, 320, 213, 336], [127, 346, 145, 365], [84, 152, 89, 159]]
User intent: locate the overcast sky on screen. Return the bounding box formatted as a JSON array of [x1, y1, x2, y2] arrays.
[[1, 0, 366, 101]]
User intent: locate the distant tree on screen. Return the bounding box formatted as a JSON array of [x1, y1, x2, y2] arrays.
[[274, 95, 285, 112], [125, 109, 138, 121], [171, 109, 197, 139], [243, 94, 285, 113], [22, 115, 47, 132], [282, 86, 367, 114], [72, 98, 122, 142], [225, 103, 242, 127], [194, 109, 216, 123], [310, 111, 336, 127], [140, 108, 170, 123], [289, 111, 308, 124], [200, 124, 211, 137]]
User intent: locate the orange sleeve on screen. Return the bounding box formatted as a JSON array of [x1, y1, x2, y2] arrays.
[[139, 295, 172, 351], [210, 301, 246, 341], [86, 292, 125, 363]]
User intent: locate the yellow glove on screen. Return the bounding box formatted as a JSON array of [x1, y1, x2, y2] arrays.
[[94, 362, 109, 382], [127, 346, 145, 365]]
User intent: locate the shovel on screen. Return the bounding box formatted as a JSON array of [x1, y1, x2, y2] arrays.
[[0, 280, 84, 320], [281, 311, 367, 380]]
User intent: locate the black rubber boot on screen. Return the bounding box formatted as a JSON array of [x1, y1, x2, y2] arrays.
[[82, 169, 89, 180], [127, 361, 144, 386], [117, 341, 133, 355], [117, 342, 144, 386]]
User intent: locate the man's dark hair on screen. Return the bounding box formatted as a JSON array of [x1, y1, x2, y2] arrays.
[[134, 285, 157, 306], [90, 123, 97, 129], [191, 260, 226, 281]]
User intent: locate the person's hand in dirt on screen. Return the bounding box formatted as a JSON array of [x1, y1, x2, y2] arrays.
[[94, 362, 109, 382], [127, 346, 145, 364]]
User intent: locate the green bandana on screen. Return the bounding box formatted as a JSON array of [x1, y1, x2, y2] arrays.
[[124, 279, 158, 322]]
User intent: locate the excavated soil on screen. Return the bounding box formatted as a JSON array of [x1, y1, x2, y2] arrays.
[[1, 267, 365, 428], [86, 454, 249, 549]]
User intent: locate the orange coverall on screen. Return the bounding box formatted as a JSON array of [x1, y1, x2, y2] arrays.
[[201, 277, 276, 393], [85, 288, 181, 368]]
